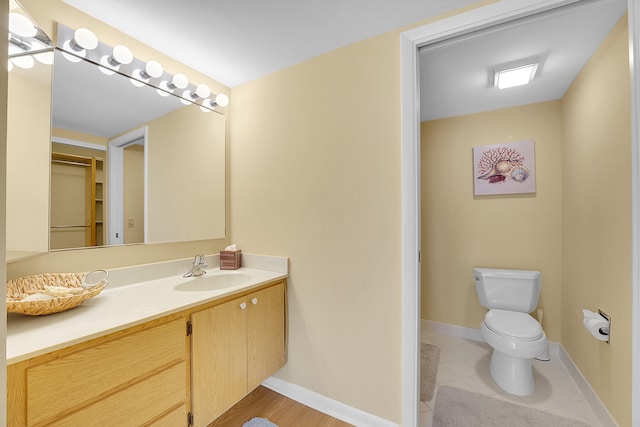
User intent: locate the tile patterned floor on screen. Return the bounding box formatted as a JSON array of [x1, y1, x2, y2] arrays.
[[420, 330, 603, 426]]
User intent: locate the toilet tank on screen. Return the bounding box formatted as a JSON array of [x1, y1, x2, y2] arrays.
[[473, 268, 541, 313]]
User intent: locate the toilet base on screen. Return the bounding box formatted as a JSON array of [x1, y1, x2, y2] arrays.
[[490, 349, 535, 396]]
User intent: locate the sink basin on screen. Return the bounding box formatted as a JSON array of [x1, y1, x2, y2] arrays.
[[174, 273, 251, 292]]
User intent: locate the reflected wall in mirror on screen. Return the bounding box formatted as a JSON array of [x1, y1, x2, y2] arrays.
[[49, 45, 226, 250], [6, 2, 53, 258]]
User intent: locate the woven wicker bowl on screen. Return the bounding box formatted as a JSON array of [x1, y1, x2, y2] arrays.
[[7, 272, 107, 316]]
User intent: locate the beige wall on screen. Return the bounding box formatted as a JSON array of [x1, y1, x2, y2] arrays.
[[421, 101, 563, 341], [123, 145, 144, 244], [7, 0, 231, 277], [146, 105, 226, 243], [6, 64, 51, 253], [228, 1, 499, 423], [561, 16, 631, 426], [230, 35, 401, 420]]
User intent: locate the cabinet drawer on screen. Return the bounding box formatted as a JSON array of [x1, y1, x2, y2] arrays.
[[47, 362, 186, 427], [27, 318, 186, 426], [147, 404, 188, 427]]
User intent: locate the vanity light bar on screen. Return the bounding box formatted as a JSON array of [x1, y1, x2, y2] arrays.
[[55, 24, 229, 113], [8, 12, 54, 70]]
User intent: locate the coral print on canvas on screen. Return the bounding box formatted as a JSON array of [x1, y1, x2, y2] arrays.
[[473, 140, 536, 196]]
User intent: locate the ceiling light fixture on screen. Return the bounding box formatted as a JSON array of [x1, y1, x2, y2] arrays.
[[494, 60, 539, 90]]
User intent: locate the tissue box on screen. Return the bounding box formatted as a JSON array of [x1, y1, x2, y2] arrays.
[[220, 250, 242, 270]]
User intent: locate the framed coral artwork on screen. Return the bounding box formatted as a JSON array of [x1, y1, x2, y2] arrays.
[[473, 140, 536, 196]]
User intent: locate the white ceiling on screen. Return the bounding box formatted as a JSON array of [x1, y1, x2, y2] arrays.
[[51, 0, 628, 133], [61, 0, 478, 88], [420, 0, 627, 121]]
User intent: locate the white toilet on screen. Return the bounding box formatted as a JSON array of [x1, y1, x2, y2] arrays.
[[474, 267, 548, 396]]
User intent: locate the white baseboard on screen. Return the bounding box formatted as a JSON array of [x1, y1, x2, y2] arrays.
[[261, 376, 399, 427], [558, 346, 619, 427], [422, 319, 618, 427]]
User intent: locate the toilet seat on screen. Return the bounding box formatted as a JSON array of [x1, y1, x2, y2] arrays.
[[484, 309, 543, 341]]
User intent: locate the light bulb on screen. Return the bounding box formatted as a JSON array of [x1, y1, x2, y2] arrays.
[[9, 13, 37, 38], [201, 99, 215, 111], [111, 45, 133, 66], [99, 45, 133, 75], [192, 84, 210, 99], [34, 51, 54, 65], [61, 49, 82, 63], [130, 75, 146, 87], [11, 55, 34, 69], [173, 73, 189, 89], [156, 88, 170, 97], [182, 88, 194, 101], [144, 60, 163, 79], [72, 28, 98, 51], [7, 60, 13, 72], [98, 57, 116, 75], [215, 93, 229, 107]]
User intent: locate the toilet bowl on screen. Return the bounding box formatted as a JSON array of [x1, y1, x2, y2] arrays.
[[480, 309, 548, 396]]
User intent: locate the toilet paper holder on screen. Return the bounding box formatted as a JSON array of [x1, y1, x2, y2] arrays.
[[582, 308, 611, 344], [598, 309, 611, 343]]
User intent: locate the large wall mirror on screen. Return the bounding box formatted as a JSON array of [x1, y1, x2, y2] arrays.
[[6, 2, 227, 258]]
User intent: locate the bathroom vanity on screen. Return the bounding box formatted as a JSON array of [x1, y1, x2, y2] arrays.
[[6, 262, 287, 427]]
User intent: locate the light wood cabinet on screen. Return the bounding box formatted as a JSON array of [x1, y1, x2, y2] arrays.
[[7, 280, 287, 427], [191, 282, 286, 426], [8, 315, 189, 427]]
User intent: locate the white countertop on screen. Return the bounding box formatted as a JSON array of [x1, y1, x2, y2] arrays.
[[7, 266, 287, 364]]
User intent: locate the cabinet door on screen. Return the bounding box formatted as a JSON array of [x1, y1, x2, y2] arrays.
[[247, 283, 286, 391], [191, 296, 248, 427]]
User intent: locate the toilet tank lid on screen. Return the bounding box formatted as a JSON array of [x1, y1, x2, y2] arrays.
[[473, 268, 540, 280]]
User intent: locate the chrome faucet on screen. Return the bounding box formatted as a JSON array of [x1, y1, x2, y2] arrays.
[[184, 254, 208, 278]]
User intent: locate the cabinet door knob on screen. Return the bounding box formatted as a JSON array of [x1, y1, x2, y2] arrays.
[[251, 298, 258, 305], [239, 302, 247, 310]]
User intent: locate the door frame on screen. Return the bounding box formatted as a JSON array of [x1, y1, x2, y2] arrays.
[[399, 0, 640, 425], [107, 126, 148, 245]]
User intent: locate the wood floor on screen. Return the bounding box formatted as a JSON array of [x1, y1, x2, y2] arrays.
[[208, 386, 353, 427]]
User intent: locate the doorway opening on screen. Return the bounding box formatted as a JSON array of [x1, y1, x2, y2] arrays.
[[400, 0, 640, 425]]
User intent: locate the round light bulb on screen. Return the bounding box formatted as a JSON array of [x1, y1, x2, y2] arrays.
[[182, 88, 194, 100], [8, 60, 13, 72], [11, 55, 34, 69], [98, 56, 116, 75], [112, 45, 133, 65], [130, 76, 146, 87], [34, 51, 54, 65], [194, 84, 210, 99], [172, 73, 188, 89], [215, 93, 229, 107], [73, 28, 98, 50], [201, 99, 216, 110], [145, 60, 163, 79], [200, 105, 212, 113], [9, 13, 37, 38], [156, 87, 170, 97], [61, 40, 84, 62]]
